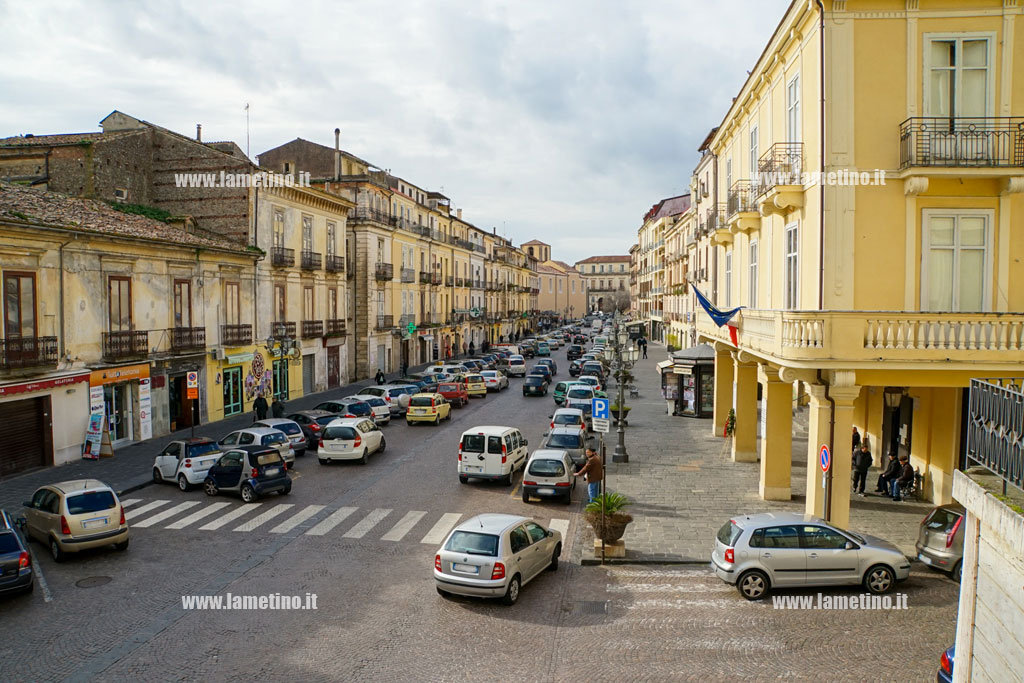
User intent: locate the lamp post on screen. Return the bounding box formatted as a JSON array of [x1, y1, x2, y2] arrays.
[[604, 313, 639, 463]]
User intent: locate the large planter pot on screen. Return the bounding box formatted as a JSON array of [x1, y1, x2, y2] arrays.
[[584, 510, 633, 543]]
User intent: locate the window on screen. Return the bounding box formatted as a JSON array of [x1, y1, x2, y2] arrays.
[[302, 215, 313, 252], [758, 525, 801, 549], [509, 526, 531, 553], [748, 240, 758, 308], [787, 74, 800, 143], [326, 222, 336, 257], [749, 124, 759, 185], [173, 279, 192, 328], [274, 284, 286, 322], [784, 222, 799, 309], [925, 35, 991, 117], [922, 210, 991, 312], [3, 272, 36, 338], [726, 157, 733, 193], [329, 287, 338, 320], [108, 276, 132, 332], [558, 279, 563, 293], [525, 522, 547, 543], [571, 280, 575, 293], [800, 526, 850, 550], [273, 209, 284, 249], [303, 286, 314, 321], [225, 282, 240, 325], [724, 251, 732, 307], [548, 278, 553, 293]]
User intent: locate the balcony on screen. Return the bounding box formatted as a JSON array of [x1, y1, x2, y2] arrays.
[[431, 273, 443, 286], [350, 207, 397, 228], [696, 309, 1024, 367], [446, 275, 455, 286], [221, 324, 252, 346], [301, 320, 324, 338], [102, 329, 149, 361], [300, 250, 322, 270], [271, 321, 296, 339], [0, 336, 58, 370], [376, 315, 394, 330], [375, 263, 394, 281], [400, 267, 416, 283], [325, 255, 345, 273], [472, 280, 483, 289], [899, 117, 1024, 171], [726, 180, 760, 233], [271, 247, 295, 267], [757, 142, 805, 216], [325, 319, 346, 337], [170, 326, 206, 353], [399, 313, 416, 328], [419, 271, 432, 285]]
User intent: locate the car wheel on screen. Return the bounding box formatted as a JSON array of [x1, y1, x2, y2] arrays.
[[152, 468, 163, 484], [503, 470, 514, 486], [434, 415, 440, 425], [318, 457, 328, 465], [445, 410, 451, 421], [50, 537, 65, 563], [279, 486, 291, 496], [737, 570, 770, 600], [379, 437, 386, 453], [549, 543, 561, 571], [240, 484, 257, 503], [458, 474, 469, 484], [114, 538, 130, 551], [436, 586, 451, 598], [501, 575, 521, 606], [204, 479, 218, 496], [864, 565, 895, 594], [564, 491, 573, 504], [177, 474, 191, 491], [522, 489, 530, 503], [952, 561, 962, 583], [360, 448, 368, 465]]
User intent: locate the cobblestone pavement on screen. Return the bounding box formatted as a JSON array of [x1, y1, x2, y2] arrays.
[[580, 343, 936, 563]]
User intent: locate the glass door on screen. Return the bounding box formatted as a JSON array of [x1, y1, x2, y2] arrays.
[[222, 367, 242, 416], [272, 359, 289, 401], [103, 382, 133, 442]]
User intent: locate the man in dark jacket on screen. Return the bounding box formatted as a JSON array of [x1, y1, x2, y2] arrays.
[[375, 368, 386, 385], [271, 398, 285, 418], [891, 455, 914, 501], [876, 453, 900, 494], [252, 393, 269, 421], [852, 444, 872, 495]]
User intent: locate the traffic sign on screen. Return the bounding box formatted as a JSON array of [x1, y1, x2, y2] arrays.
[[819, 444, 831, 473], [186, 371, 199, 400], [592, 417, 611, 433], [592, 397, 610, 420]]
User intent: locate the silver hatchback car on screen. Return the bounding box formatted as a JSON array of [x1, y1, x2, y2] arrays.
[[434, 514, 562, 606], [711, 512, 911, 600]]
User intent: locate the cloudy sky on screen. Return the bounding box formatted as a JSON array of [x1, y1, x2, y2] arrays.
[[0, 0, 789, 264]]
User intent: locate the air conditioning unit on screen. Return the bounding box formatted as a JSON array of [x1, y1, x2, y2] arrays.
[[212, 348, 226, 361]]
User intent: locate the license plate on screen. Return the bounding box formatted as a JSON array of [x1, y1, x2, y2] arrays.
[[265, 467, 280, 476], [453, 563, 479, 574], [465, 466, 482, 472], [538, 488, 555, 495], [82, 518, 107, 529], [413, 409, 423, 414], [917, 552, 932, 565]]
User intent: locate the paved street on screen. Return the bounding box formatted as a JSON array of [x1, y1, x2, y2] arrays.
[[0, 341, 958, 681]]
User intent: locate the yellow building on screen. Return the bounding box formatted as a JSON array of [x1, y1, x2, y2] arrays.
[[692, 0, 1024, 528], [576, 254, 633, 314], [633, 195, 690, 340]]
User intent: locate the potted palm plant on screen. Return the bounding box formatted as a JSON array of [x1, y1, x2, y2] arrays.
[[584, 492, 633, 544]]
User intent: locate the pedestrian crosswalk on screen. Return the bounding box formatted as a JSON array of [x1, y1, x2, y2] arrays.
[[117, 498, 573, 547]]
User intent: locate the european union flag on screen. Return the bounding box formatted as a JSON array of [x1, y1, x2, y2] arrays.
[[691, 283, 743, 327]]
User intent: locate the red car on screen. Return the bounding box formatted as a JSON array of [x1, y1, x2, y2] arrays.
[[437, 381, 469, 408]]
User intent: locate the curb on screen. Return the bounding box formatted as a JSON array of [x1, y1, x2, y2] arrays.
[[581, 556, 709, 566], [119, 479, 156, 497]]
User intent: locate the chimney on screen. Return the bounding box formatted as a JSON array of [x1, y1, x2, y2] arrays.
[[456, 208, 462, 220], [196, 124, 202, 142], [334, 128, 341, 180]]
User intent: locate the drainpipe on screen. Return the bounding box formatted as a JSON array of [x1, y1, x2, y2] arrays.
[[253, 187, 260, 344], [817, 369, 836, 521], [58, 235, 78, 359], [815, 0, 826, 310]]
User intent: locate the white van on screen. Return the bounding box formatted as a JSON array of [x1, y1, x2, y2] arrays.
[[458, 426, 529, 485], [494, 344, 520, 355]]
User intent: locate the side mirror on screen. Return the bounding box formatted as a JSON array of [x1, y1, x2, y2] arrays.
[[547, 529, 554, 537], [523, 439, 529, 446], [844, 541, 856, 550]]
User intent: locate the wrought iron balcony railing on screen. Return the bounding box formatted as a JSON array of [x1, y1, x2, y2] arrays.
[[271, 321, 296, 339], [376, 315, 394, 330], [399, 314, 416, 327], [102, 329, 149, 360], [170, 326, 206, 353], [727, 180, 760, 218], [899, 117, 1024, 169], [301, 320, 324, 338], [271, 247, 295, 267], [350, 207, 397, 228], [325, 319, 346, 337], [0, 336, 58, 370], [300, 250, 322, 270], [375, 263, 394, 281], [446, 275, 455, 286], [431, 273, 443, 286], [325, 255, 345, 273], [400, 267, 416, 283], [221, 324, 252, 346], [967, 378, 1024, 494], [419, 271, 432, 284], [757, 142, 804, 188]]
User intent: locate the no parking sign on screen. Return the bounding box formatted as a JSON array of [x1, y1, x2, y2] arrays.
[[187, 371, 199, 400]]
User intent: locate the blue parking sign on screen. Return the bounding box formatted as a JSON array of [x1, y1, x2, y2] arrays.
[[592, 398, 609, 420]]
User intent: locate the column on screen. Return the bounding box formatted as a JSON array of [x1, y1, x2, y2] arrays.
[[829, 386, 860, 529], [712, 344, 734, 437], [759, 365, 792, 500], [731, 355, 758, 463], [805, 384, 830, 518]]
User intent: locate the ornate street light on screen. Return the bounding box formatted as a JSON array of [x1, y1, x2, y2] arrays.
[[604, 313, 639, 463]]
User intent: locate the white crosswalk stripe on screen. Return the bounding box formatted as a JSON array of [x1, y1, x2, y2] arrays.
[[199, 503, 261, 531], [166, 502, 231, 530], [548, 518, 570, 538], [305, 506, 357, 536], [234, 504, 294, 532], [119, 499, 141, 508], [270, 505, 325, 534], [419, 512, 461, 545], [343, 508, 391, 538], [124, 500, 170, 520], [381, 511, 426, 542], [131, 501, 201, 528]]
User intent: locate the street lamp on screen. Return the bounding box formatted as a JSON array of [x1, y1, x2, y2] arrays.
[[603, 313, 639, 463]]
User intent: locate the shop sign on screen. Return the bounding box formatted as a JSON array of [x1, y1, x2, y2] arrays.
[[138, 378, 152, 440], [0, 372, 89, 397], [90, 363, 150, 387]]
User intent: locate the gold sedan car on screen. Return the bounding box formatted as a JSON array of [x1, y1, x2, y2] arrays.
[[406, 393, 453, 425], [22, 479, 129, 562]]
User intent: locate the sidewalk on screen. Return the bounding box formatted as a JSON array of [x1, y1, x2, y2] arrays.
[[0, 359, 448, 510], [580, 342, 932, 564]]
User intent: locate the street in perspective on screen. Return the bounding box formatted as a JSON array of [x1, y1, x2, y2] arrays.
[[1, 1, 1022, 682]]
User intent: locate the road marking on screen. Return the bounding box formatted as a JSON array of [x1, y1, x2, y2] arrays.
[[131, 501, 201, 528], [270, 505, 325, 534], [548, 518, 569, 538], [419, 512, 461, 545], [26, 544, 53, 603], [305, 506, 357, 536], [119, 499, 141, 508], [234, 504, 294, 532], [343, 508, 391, 538], [381, 510, 426, 541], [124, 500, 170, 520], [166, 502, 231, 529], [199, 503, 262, 531]]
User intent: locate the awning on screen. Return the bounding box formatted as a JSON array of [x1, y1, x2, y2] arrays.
[[225, 352, 254, 364], [656, 360, 674, 375]]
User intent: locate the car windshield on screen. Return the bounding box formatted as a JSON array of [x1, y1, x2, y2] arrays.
[[581, 378, 598, 386], [547, 433, 582, 449], [462, 434, 485, 452], [410, 396, 434, 407], [438, 384, 458, 392], [66, 491, 117, 515], [445, 531, 499, 557], [466, 375, 483, 383], [256, 452, 283, 466], [262, 434, 286, 446], [554, 414, 582, 425], [510, 359, 524, 365], [567, 389, 592, 399], [525, 377, 543, 385], [323, 426, 358, 441], [528, 459, 566, 477], [186, 442, 221, 457]]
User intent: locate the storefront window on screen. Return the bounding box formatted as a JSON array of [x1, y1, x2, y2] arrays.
[[273, 359, 289, 400]]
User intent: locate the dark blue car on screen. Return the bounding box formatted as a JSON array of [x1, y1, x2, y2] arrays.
[[204, 446, 291, 503], [937, 645, 954, 683], [0, 510, 33, 597]]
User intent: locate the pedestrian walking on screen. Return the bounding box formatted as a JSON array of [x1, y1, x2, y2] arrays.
[[271, 397, 285, 418], [574, 447, 604, 503], [400, 360, 409, 377], [375, 368, 386, 385], [640, 337, 648, 359], [852, 443, 872, 495], [252, 393, 269, 421], [468, 341, 475, 356]]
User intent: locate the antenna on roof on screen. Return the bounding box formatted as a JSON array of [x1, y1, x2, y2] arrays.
[[245, 102, 250, 159]]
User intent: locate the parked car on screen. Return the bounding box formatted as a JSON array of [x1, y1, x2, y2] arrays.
[[204, 446, 291, 502], [568, 359, 583, 377], [22, 480, 129, 562], [254, 417, 309, 456], [462, 360, 484, 373], [915, 503, 965, 581], [434, 514, 561, 606], [549, 407, 587, 437], [522, 375, 548, 396], [406, 393, 453, 425], [315, 397, 375, 421], [577, 374, 603, 393], [288, 410, 339, 451], [152, 436, 224, 490], [710, 512, 912, 600], [529, 365, 552, 382], [464, 373, 488, 398], [0, 509, 34, 596], [506, 355, 528, 377], [359, 384, 419, 415], [937, 645, 955, 683], [347, 395, 392, 426], [318, 418, 386, 465], [437, 381, 469, 408], [218, 427, 295, 468], [564, 384, 597, 421], [553, 381, 572, 406], [581, 362, 605, 381], [480, 370, 509, 391], [535, 342, 551, 357], [566, 344, 584, 361], [458, 426, 528, 484], [540, 427, 587, 467], [536, 358, 558, 376], [521, 450, 576, 504]]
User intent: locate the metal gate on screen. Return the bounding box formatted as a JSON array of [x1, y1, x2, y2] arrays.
[[302, 354, 315, 395], [1, 396, 49, 476]]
